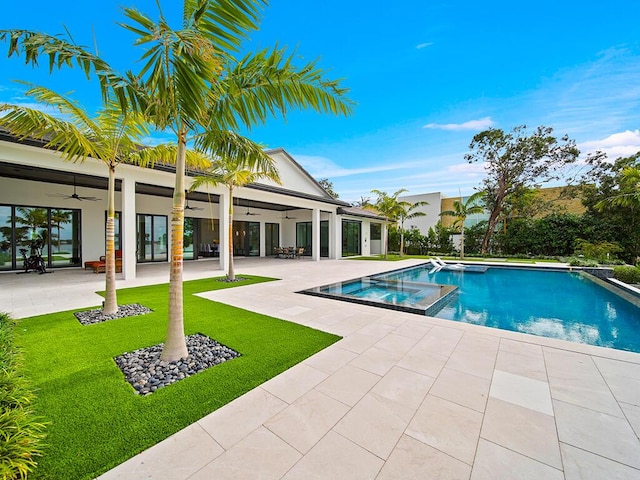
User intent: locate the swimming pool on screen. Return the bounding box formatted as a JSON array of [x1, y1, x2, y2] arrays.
[[301, 264, 640, 353]]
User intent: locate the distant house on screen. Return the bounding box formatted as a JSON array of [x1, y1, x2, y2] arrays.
[[0, 132, 387, 278]]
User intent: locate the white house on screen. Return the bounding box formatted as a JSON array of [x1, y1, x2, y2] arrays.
[[0, 132, 387, 278]]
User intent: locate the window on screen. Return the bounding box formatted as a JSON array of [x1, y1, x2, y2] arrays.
[[370, 223, 382, 241], [137, 214, 168, 262]]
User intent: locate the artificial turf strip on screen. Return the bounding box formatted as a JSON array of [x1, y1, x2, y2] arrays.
[[15, 275, 341, 480]]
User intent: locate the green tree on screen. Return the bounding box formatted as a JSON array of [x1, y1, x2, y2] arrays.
[[465, 125, 579, 254], [439, 191, 484, 259], [369, 188, 406, 259], [190, 138, 280, 281], [581, 153, 640, 263], [3, 0, 353, 361], [396, 199, 428, 257], [0, 85, 206, 315], [317, 178, 339, 199]]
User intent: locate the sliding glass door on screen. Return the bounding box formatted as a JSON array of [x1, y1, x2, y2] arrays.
[[342, 220, 361, 257], [137, 214, 168, 262]]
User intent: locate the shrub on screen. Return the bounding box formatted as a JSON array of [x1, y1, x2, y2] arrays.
[[613, 266, 640, 284], [0, 312, 47, 480], [568, 257, 600, 267]]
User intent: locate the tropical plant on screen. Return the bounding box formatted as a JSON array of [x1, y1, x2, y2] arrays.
[[190, 137, 280, 281], [368, 188, 406, 258], [613, 265, 640, 284], [396, 199, 428, 257], [0, 312, 47, 479], [2, 0, 353, 361], [0, 86, 206, 316], [439, 191, 484, 258]]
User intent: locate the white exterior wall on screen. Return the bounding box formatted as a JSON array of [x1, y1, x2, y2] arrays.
[[398, 192, 443, 234], [0, 139, 388, 273]]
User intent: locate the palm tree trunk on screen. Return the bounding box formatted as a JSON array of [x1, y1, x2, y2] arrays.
[[161, 133, 189, 362], [460, 223, 465, 259], [228, 187, 235, 281], [103, 165, 118, 315], [400, 229, 405, 257]]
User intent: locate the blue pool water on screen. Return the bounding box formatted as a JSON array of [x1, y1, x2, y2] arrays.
[[306, 265, 640, 353]]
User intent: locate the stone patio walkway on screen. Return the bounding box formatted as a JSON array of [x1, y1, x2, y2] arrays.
[[2, 258, 639, 479]]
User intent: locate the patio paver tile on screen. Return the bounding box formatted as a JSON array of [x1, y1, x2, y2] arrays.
[[376, 434, 472, 480], [370, 366, 434, 411], [481, 398, 562, 469], [373, 332, 420, 355], [349, 345, 404, 376], [489, 370, 553, 415], [315, 364, 381, 407], [197, 387, 287, 449], [396, 343, 448, 378], [264, 389, 350, 454], [495, 349, 548, 382], [281, 430, 384, 480], [337, 332, 382, 354], [620, 402, 640, 438], [553, 399, 640, 469], [430, 367, 491, 413], [470, 439, 563, 480], [302, 345, 359, 374], [334, 393, 413, 459], [261, 363, 328, 404], [406, 394, 483, 465], [498, 338, 544, 359], [97, 423, 223, 480], [560, 442, 640, 480], [592, 357, 640, 406], [189, 427, 301, 480]]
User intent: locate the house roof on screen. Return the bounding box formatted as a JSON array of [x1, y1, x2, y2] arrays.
[[337, 206, 388, 221]]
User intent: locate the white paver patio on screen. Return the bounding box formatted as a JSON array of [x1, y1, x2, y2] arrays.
[[2, 257, 639, 479]]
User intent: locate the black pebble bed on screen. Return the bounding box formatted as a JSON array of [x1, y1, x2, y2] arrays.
[[114, 333, 241, 395], [74, 304, 152, 325]]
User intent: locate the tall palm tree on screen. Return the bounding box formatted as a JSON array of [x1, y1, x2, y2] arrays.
[[396, 199, 428, 257], [369, 188, 407, 259], [0, 85, 208, 315], [439, 191, 485, 259], [2, 0, 353, 362], [190, 135, 280, 281]]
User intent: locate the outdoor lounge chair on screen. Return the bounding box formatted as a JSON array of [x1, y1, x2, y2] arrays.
[[85, 250, 122, 273]]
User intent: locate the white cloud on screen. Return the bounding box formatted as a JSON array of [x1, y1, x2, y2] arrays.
[[580, 129, 640, 159], [416, 42, 433, 49], [424, 116, 495, 131], [293, 154, 423, 179]]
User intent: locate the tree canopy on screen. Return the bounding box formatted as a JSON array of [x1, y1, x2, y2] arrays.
[[466, 125, 580, 253]]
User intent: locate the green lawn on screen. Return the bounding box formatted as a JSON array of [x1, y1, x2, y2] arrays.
[[17, 275, 340, 480]]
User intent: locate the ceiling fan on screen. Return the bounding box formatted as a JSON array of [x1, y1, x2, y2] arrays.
[[185, 198, 203, 211], [245, 207, 260, 216], [47, 176, 101, 202], [283, 210, 297, 219]]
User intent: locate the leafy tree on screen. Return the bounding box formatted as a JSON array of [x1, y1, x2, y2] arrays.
[[396, 199, 428, 256], [317, 178, 339, 199], [439, 191, 484, 258], [3, 0, 353, 361], [434, 221, 454, 253], [190, 139, 280, 281], [465, 125, 579, 253], [0, 85, 204, 315], [580, 152, 640, 263], [353, 196, 371, 208], [369, 188, 406, 258]]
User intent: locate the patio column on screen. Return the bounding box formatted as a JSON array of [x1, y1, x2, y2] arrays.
[[259, 220, 266, 257], [311, 208, 320, 261], [334, 211, 343, 259], [121, 177, 137, 280], [219, 193, 229, 271]]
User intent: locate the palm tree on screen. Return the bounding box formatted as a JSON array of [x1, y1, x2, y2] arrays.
[[595, 166, 640, 210], [0, 86, 208, 315], [396, 200, 428, 257], [190, 136, 280, 281], [368, 189, 407, 259], [2, 0, 353, 362], [439, 191, 485, 259]]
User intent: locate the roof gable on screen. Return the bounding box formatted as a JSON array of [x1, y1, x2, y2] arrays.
[[257, 148, 332, 199]]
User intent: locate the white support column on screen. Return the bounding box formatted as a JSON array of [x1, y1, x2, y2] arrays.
[[219, 193, 229, 271], [259, 220, 266, 257], [121, 177, 137, 280], [311, 208, 320, 261], [331, 211, 342, 259]]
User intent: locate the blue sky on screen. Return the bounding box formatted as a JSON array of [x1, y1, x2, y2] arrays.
[[1, 1, 640, 203]]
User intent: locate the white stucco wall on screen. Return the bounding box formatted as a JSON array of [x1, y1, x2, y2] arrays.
[[398, 192, 443, 234]]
